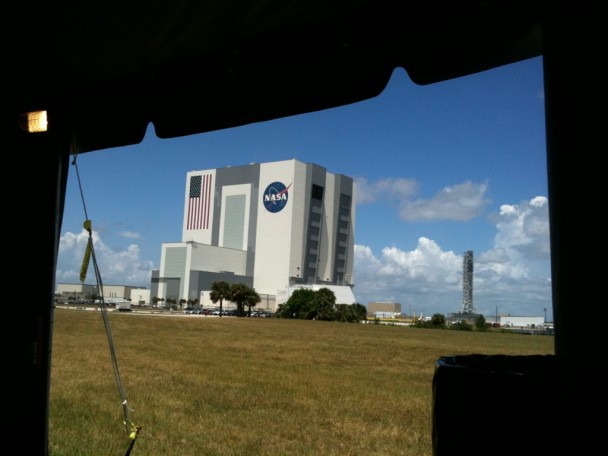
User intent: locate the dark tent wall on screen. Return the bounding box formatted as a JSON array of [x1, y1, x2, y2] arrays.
[[7, 1, 603, 454], [7, 1, 544, 152]]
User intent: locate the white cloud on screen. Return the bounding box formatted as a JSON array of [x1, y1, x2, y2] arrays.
[[120, 231, 142, 239], [353, 238, 463, 315], [56, 196, 551, 319], [399, 180, 490, 222], [353, 196, 552, 318], [356, 177, 490, 222], [355, 177, 418, 204], [56, 229, 154, 287], [487, 195, 550, 262]]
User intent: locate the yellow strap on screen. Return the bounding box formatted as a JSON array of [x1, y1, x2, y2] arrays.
[[79, 220, 93, 283]]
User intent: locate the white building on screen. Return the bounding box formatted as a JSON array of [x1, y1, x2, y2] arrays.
[[496, 315, 545, 328], [368, 302, 402, 314], [55, 283, 149, 304], [129, 288, 151, 306], [152, 159, 356, 310]]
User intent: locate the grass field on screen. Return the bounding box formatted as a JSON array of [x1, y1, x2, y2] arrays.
[[49, 308, 554, 455]]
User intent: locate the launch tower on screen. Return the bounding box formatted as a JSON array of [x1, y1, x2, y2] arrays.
[[459, 250, 476, 314]]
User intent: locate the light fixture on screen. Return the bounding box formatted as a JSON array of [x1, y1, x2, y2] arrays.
[[20, 110, 48, 133]]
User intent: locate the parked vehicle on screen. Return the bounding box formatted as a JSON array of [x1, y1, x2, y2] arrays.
[[116, 300, 131, 312]]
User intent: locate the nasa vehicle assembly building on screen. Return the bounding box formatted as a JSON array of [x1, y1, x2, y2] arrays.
[[152, 158, 356, 310]]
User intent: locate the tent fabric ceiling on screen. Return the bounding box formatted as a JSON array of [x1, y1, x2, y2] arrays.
[[7, 0, 543, 153]]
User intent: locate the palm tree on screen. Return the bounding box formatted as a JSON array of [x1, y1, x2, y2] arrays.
[[244, 288, 261, 317], [228, 283, 252, 316], [210, 281, 231, 317], [225, 283, 260, 317]]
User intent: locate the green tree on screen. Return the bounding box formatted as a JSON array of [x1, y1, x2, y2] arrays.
[[450, 320, 473, 331], [276, 288, 316, 318], [229, 283, 256, 316], [304, 287, 336, 321], [244, 288, 261, 316], [353, 303, 368, 321], [334, 303, 367, 323], [474, 314, 487, 331], [210, 281, 231, 317], [431, 313, 446, 328]]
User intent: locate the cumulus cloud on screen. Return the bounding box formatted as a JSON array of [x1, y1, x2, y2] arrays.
[[353, 196, 552, 318], [56, 194, 551, 319], [353, 239, 464, 315], [484, 196, 550, 263], [56, 229, 154, 286]]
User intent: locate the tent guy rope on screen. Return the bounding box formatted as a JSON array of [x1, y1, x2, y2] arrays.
[[71, 150, 142, 454]]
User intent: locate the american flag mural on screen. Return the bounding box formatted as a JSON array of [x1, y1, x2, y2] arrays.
[[187, 174, 212, 230]]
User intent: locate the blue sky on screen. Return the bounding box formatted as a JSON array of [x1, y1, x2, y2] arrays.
[[57, 56, 551, 320]]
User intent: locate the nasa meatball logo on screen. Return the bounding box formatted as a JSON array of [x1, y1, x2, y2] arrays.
[[263, 181, 291, 213]]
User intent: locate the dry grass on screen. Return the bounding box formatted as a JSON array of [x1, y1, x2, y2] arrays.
[[49, 308, 554, 455]]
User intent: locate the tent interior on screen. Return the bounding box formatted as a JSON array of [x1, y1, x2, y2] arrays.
[[8, 1, 599, 454]]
